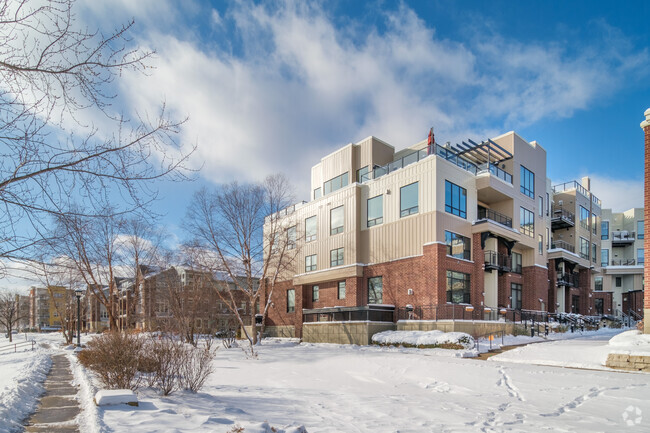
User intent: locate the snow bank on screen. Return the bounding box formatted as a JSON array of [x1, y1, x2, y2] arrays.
[[371, 330, 474, 349], [95, 389, 138, 406], [608, 330, 650, 356], [228, 421, 307, 433]]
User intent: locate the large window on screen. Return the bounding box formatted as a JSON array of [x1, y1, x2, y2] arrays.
[[638, 248, 645, 265], [445, 231, 470, 260], [538, 196, 543, 217], [595, 277, 603, 292], [601, 249, 609, 267], [368, 277, 383, 304], [323, 172, 349, 195], [580, 206, 589, 230], [520, 165, 534, 198], [512, 252, 522, 274], [357, 166, 369, 183], [511, 283, 522, 310], [601, 221, 609, 240], [445, 180, 467, 218], [330, 206, 344, 235], [638, 220, 645, 240], [580, 237, 589, 260], [367, 195, 383, 227], [446, 271, 470, 304], [400, 182, 419, 217], [330, 247, 344, 267], [312, 285, 319, 302], [305, 216, 317, 242], [520, 207, 534, 237], [305, 254, 317, 272], [338, 281, 346, 299], [287, 289, 295, 313], [287, 226, 296, 250]]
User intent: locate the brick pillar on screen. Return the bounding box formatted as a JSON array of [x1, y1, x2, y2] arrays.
[[642, 108, 650, 333]]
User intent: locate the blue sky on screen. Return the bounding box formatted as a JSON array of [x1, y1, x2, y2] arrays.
[[79, 0, 647, 227]]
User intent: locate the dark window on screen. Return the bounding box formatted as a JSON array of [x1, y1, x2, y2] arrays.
[[305, 216, 317, 242], [330, 247, 344, 267], [511, 283, 522, 310], [595, 298, 604, 315], [512, 252, 522, 274], [446, 271, 470, 304], [323, 172, 349, 195], [400, 182, 419, 217], [368, 277, 383, 304], [592, 243, 597, 263], [305, 254, 317, 272], [520, 207, 534, 237], [546, 193, 550, 216], [445, 180, 467, 218], [330, 206, 344, 235], [601, 221, 609, 240], [367, 195, 383, 227], [357, 166, 369, 183], [287, 289, 295, 313], [520, 165, 534, 198], [595, 277, 603, 292], [616, 277, 622, 287], [312, 285, 319, 302], [580, 206, 589, 230], [580, 238, 589, 260], [445, 231, 470, 260], [337, 281, 346, 299]]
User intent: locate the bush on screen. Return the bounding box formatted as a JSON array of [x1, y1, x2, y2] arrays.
[[178, 343, 215, 392]]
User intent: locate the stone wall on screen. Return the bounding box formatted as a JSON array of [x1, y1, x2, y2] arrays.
[[397, 320, 518, 336], [302, 321, 395, 345], [606, 352, 650, 372]]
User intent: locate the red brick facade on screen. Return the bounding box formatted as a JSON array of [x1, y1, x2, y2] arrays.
[[645, 119, 650, 313]]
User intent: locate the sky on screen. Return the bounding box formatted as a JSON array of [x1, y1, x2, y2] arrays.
[[2, 0, 650, 291]]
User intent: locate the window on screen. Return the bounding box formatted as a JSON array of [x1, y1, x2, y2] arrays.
[[357, 166, 369, 183], [638, 221, 645, 240], [330, 206, 344, 235], [546, 227, 550, 249], [580, 237, 589, 260], [305, 254, 317, 272], [367, 195, 383, 227], [511, 283, 522, 310], [546, 193, 550, 216], [287, 226, 296, 250], [520, 166, 534, 198], [323, 172, 349, 195], [580, 206, 589, 230], [616, 277, 622, 288], [446, 271, 470, 304], [445, 231, 471, 260], [368, 277, 383, 304], [595, 298, 604, 315], [445, 180, 467, 218], [638, 248, 644, 265], [512, 252, 522, 274], [337, 281, 346, 299], [312, 285, 319, 302], [287, 289, 295, 313], [520, 207, 534, 237], [314, 187, 321, 200], [305, 216, 317, 242], [538, 196, 543, 217], [330, 247, 344, 267], [591, 213, 597, 234], [595, 277, 603, 292], [601, 249, 609, 267], [601, 221, 609, 240], [538, 234, 544, 254], [400, 182, 419, 217], [592, 243, 597, 263]]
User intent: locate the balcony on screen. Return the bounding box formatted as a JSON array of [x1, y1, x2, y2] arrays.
[[477, 207, 513, 228], [551, 207, 575, 230], [551, 240, 575, 254], [557, 272, 579, 287], [484, 250, 512, 273], [610, 259, 637, 266], [361, 148, 436, 183], [553, 180, 602, 207], [477, 163, 513, 184], [611, 231, 635, 246]]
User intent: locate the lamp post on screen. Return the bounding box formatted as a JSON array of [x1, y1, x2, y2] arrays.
[[74, 289, 83, 347]]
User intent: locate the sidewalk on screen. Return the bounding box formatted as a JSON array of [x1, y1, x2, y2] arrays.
[[23, 354, 80, 432]]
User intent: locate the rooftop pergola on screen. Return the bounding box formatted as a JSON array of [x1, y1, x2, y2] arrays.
[[447, 138, 513, 167]]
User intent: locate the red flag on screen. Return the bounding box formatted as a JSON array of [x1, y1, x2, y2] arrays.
[[427, 127, 434, 146]]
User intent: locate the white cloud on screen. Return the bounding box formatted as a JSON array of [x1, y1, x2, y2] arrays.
[[588, 175, 643, 212]]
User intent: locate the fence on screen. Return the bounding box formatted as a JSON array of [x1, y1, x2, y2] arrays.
[[0, 340, 36, 353], [397, 304, 554, 324]]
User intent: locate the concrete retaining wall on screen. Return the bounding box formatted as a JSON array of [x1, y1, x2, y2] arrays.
[[302, 321, 395, 345], [398, 320, 519, 336], [606, 353, 650, 372], [260, 325, 295, 338]]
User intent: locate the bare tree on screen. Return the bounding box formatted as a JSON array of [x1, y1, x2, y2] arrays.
[[0, 0, 193, 266], [186, 174, 299, 356], [0, 292, 21, 342]]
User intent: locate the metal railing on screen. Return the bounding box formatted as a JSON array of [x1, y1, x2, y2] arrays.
[[551, 240, 575, 253], [611, 259, 637, 266], [557, 272, 579, 287], [477, 208, 512, 228], [484, 251, 512, 271], [551, 207, 575, 224], [477, 163, 513, 184], [0, 340, 36, 353], [611, 231, 636, 242], [302, 305, 395, 323], [553, 181, 601, 206], [397, 304, 555, 324]]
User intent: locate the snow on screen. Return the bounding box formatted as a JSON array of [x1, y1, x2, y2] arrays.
[[372, 330, 475, 349], [608, 330, 650, 356], [95, 389, 138, 406]]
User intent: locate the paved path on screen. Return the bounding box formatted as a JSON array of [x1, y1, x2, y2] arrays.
[[23, 354, 80, 433]]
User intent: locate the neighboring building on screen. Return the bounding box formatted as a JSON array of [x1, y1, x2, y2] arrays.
[[263, 131, 594, 339], [17, 294, 30, 331], [599, 208, 645, 319], [28, 286, 72, 330]]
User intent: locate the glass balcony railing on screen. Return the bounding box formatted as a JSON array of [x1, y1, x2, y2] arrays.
[[477, 163, 513, 184], [552, 180, 601, 207]]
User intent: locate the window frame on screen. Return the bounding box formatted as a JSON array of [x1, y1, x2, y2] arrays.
[[356, 166, 369, 183], [445, 231, 471, 260], [367, 195, 383, 227], [313, 187, 322, 200], [445, 180, 467, 219], [330, 205, 344, 235], [601, 248, 609, 267], [305, 216, 317, 242], [446, 271, 471, 304], [520, 207, 534, 237], [368, 276, 383, 304], [287, 289, 295, 313], [638, 220, 645, 240], [579, 237, 589, 260], [595, 276, 603, 292], [601, 221, 609, 240], [337, 281, 346, 299], [512, 252, 522, 274], [400, 182, 419, 217], [323, 172, 349, 195], [287, 225, 296, 250], [638, 248, 644, 265], [305, 254, 317, 272], [312, 285, 319, 302], [330, 247, 344, 267], [511, 283, 522, 310], [520, 165, 534, 198]]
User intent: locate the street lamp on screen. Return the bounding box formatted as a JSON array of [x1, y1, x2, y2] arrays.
[[74, 289, 83, 347]]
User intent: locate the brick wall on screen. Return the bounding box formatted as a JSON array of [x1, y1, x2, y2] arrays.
[[645, 120, 650, 312], [521, 266, 549, 310], [547, 259, 558, 312]]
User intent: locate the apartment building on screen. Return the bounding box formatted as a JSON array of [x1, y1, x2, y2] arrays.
[[598, 208, 644, 318], [28, 286, 71, 330], [263, 131, 584, 339]]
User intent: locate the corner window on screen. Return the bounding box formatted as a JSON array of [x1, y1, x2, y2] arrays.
[[445, 231, 470, 260], [638, 221, 645, 240], [330, 247, 344, 267], [337, 281, 346, 299], [367, 195, 383, 227], [305, 216, 317, 242], [601, 221, 609, 240], [287, 289, 295, 313], [520, 207, 534, 237], [520, 166, 534, 198], [312, 285, 319, 302], [368, 276, 383, 304], [305, 254, 317, 272], [323, 172, 349, 195], [357, 166, 369, 183], [446, 271, 470, 304], [445, 180, 467, 219], [330, 206, 344, 235], [400, 182, 419, 217]]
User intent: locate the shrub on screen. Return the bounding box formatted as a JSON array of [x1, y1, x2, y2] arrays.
[[178, 343, 216, 392]]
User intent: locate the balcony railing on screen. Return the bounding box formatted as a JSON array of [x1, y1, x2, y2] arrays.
[[553, 180, 601, 207], [551, 240, 575, 254], [484, 251, 512, 272], [611, 231, 635, 244], [302, 305, 395, 323], [477, 163, 513, 184], [610, 259, 637, 266], [557, 273, 579, 287], [477, 207, 513, 228]]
